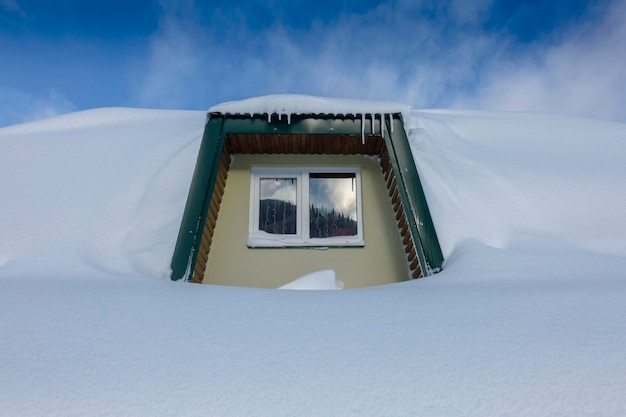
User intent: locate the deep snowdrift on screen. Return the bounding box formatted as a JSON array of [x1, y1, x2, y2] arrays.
[[409, 110, 626, 260], [0, 108, 205, 279], [1, 105, 625, 416]]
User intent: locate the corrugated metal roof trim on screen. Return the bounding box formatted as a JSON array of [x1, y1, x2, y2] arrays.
[[208, 94, 411, 120]]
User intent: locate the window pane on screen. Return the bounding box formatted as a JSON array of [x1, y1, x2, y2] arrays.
[[259, 178, 297, 234], [309, 173, 358, 238]]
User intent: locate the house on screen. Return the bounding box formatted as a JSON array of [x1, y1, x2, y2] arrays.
[[170, 95, 443, 288]]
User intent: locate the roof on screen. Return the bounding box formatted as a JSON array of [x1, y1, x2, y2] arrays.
[[208, 94, 411, 119]]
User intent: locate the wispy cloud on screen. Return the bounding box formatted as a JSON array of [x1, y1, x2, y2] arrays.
[[132, 1, 203, 108], [132, 0, 625, 122], [0, 0, 25, 16], [0, 87, 76, 127], [455, 0, 626, 121]]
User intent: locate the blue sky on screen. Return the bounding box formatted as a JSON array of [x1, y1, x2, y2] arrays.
[[1, 0, 625, 127]]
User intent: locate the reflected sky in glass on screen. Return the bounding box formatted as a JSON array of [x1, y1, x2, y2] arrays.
[[259, 178, 297, 234], [309, 174, 356, 220], [260, 178, 296, 204]]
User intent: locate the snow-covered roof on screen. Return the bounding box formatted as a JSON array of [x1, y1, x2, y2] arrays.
[[2, 102, 626, 416], [208, 94, 411, 120], [2, 104, 626, 279]]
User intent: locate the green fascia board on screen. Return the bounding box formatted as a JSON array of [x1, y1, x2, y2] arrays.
[[218, 113, 381, 135], [170, 113, 443, 281], [383, 117, 444, 273], [170, 116, 225, 281]]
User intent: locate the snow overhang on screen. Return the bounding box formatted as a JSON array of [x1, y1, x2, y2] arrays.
[[209, 94, 410, 122], [208, 94, 412, 142]]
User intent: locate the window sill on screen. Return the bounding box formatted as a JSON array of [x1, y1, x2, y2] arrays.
[[247, 234, 364, 248]]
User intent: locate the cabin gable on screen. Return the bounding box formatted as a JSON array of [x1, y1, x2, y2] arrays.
[[171, 112, 443, 287]]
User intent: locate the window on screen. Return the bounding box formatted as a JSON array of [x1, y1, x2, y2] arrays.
[[249, 167, 364, 247]]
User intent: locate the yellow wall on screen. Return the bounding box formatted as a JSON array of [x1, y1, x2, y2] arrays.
[[203, 154, 409, 288]]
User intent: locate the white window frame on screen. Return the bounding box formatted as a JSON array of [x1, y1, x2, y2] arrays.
[[248, 167, 364, 247]]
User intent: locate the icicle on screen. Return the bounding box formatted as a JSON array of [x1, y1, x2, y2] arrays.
[[380, 113, 385, 138], [183, 249, 194, 282], [388, 113, 394, 133], [370, 114, 375, 134], [267, 113, 272, 123], [361, 114, 365, 144], [287, 113, 291, 124]]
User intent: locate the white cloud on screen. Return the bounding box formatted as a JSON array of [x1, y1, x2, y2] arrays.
[[453, 0, 626, 121], [237, 3, 502, 107], [131, 0, 626, 123], [449, 0, 494, 25], [133, 5, 203, 108], [0, 87, 76, 127]]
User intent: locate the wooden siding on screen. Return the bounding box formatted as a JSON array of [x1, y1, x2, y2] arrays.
[[380, 145, 423, 278], [226, 133, 384, 155], [192, 146, 231, 283]]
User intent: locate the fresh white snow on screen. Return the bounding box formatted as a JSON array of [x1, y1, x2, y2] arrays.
[[209, 94, 410, 119], [0, 108, 205, 280], [210, 94, 408, 141], [1, 100, 626, 416], [277, 269, 343, 290]]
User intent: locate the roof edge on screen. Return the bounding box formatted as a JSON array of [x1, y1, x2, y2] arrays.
[[208, 94, 411, 119]]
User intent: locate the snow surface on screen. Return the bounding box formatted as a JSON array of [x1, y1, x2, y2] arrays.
[[1, 102, 626, 416], [0, 108, 205, 280], [277, 269, 343, 290]]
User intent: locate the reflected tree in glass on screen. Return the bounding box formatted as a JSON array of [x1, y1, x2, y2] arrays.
[[309, 173, 358, 238], [259, 178, 297, 234]]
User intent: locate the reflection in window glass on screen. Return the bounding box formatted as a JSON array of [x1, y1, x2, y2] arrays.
[[259, 178, 297, 234], [309, 173, 358, 238]]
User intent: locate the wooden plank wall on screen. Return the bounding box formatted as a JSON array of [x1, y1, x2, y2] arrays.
[[192, 147, 231, 283], [380, 146, 423, 279], [226, 134, 384, 155]]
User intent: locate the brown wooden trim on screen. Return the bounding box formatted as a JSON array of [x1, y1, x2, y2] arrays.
[[225, 133, 384, 155], [192, 145, 231, 283], [379, 150, 424, 279], [411, 265, 423, 279]]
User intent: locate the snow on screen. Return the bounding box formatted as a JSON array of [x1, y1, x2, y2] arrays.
[[1, 100, 626, 416], [408, 110, 626, 260], [277, 269, 343, 290], [0, 108, 205, 279], [210, 94, 409, 141], [209, 94, 410, 118]]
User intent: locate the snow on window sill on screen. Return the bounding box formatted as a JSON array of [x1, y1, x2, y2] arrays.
[[247, 233, 364, 248]]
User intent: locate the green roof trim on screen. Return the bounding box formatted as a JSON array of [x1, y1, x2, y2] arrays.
[[170, 113, 443, 282], [383, 116, 445, 272]]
